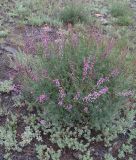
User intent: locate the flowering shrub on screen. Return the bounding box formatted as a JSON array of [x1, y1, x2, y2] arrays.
[[14, 31, 134, 129]]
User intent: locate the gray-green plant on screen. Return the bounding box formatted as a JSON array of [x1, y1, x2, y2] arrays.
[[0, 102, 135, 159], [36, 144, 61, 160], [0, 30, 9, 38], [0, 114, 21, 152], [104, 153, 115, 160], [79, 150, 93, 160], [0, 80, 13, 93]]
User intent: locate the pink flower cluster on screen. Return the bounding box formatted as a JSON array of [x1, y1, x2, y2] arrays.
[[82, 58, 90, 80], [110, 68, 120, 77], [74, 91, 80, 100], [53, 79, 66, 106], [118, 90, 134, 97], [53, 79, 73, 111], [65, 104, 73, 111], [10, 84, 22, 94], [39, 119, 46, 125], [96, 77, 109, 86], [83, 87, 109, 102], [82, 57, 96, 80], [53, 79, 60, 87], [58, 87, 66, 106], [84, 107, 88, 113], [37, 94, 48, 103], [26, 68, 39, 82]]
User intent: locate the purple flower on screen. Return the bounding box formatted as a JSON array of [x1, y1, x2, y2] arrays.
[[89, 57, 96, 78], [41, 69, 48, 78], [39, 120, 46, 125], [10, 84, 22, 94], [53, 79, 66, 107], [26, 69, 39, 82], [99, 87, 109, 95], [83, 87, 109, 102], [74, 91, 80, 100], [58, 87, 66, 106], [82, 58, 90, 80], [97, 77, 109, 86], [53, 79, 60, 87], [59, 87, 66, 99], [111, 68, 120, 77], [31, 74, 39, 82], [118, 90, 134, 97], [58, 100, 63, 106], [84, 107, 88, 113], [65, 104, 73, 111], [37, 94, 48, 103]]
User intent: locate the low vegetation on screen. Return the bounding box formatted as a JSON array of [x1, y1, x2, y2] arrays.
[[60, 4, 89, 25], [14, 31, 134, 129], [110, 1, 133, 26]]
